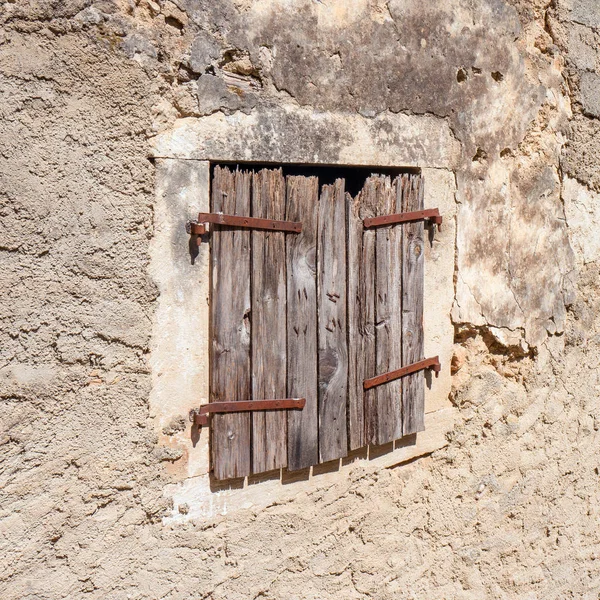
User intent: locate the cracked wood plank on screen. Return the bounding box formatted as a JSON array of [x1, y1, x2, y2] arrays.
[[402, 174, 425, 435], [251, 168, 288, 473], [317, 179, 348, 463], [372, 175, 403, 446], [211, 165, 252, 480], [286, 175, 319, 471], [348, 177, 378, 450]]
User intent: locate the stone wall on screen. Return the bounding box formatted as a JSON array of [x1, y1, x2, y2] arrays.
[[1, 0, 600, 598]]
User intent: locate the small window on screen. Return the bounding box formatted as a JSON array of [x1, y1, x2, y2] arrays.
[[206, 163, 428, 480]]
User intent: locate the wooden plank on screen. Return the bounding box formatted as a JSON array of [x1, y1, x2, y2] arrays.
[[348, 177, 378, 450], [373, 175, 403, 446], [210, 166, 252, 480], [251, 168, 288, 474], [401, 174, 426, 435], [317, 179, 348, 463], [286, 175, 319, 471]]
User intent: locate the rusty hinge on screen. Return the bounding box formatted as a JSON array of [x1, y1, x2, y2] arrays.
[[189, 398, 306, 427], [363, 208, 442, 232], [187, 212, 303, 238], [363, 356, 441, 390]]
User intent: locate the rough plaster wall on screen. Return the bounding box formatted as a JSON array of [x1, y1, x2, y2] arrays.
[[172, 0, 575, 348], [2, 0, 600, 599]]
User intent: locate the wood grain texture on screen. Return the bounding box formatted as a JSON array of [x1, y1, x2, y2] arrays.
[[317, 179, 348, 463], [373, 175, 403, 446], [286, 175, 319, 470], [251, 169, 288, 473], [348, 178, 378, 450], [210, 166, 252, 480], [401, 174, 425, 435]]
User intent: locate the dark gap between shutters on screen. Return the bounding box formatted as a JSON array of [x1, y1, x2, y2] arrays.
[[201, 163, 439, 480]]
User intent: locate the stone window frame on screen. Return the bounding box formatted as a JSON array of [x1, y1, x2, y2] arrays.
[[148, 106, 458, 521]]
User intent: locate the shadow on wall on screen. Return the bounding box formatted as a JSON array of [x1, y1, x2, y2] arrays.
[[195, 367, 436, 491], [205, 432, 421, 492]]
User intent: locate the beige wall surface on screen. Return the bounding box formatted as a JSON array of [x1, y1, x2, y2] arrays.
[[2, 0, 600, 598]]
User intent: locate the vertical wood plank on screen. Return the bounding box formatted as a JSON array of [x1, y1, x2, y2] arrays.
[[251, 168, 288, 473], [402, 174, 426, 435], [211, 166, 252, 480], [317, 179, 348, 463], [373, 175, 403, 446], [348, 178, 378, 450], [286, 175, 319, 471]]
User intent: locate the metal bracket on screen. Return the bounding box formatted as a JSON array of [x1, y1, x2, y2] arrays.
[[363, 208, 442, 232], [189, 212, 302, 235], [363, 356, 441, 390], [186, 220, 207, 236], [189, 398, 306, 428]]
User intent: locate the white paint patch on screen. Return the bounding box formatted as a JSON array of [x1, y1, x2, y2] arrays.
[[148, 159, 211, 479]]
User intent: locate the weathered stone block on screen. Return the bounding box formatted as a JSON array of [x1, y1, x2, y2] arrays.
[[152, 105, 461, 168], [189, 34, 221, 74], [568, 24, 597, 72], [196, 73, 257, 115], [579, 71, 600, 117], [571, 0, 600, 29]]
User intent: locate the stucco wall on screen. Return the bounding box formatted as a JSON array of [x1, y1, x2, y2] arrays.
[[2, 0, 600, 598]]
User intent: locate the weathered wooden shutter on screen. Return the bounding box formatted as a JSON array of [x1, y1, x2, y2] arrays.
[[208, 165, 428, 480], [348, 175, 403, 448], [347, 174, 426, 448]]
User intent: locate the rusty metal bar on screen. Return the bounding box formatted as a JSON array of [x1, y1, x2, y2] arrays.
[[363, 208, 442, 231], [197, 212, 303, 233], [363, 356, 441, 390], [191, 398, 306, 427]]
